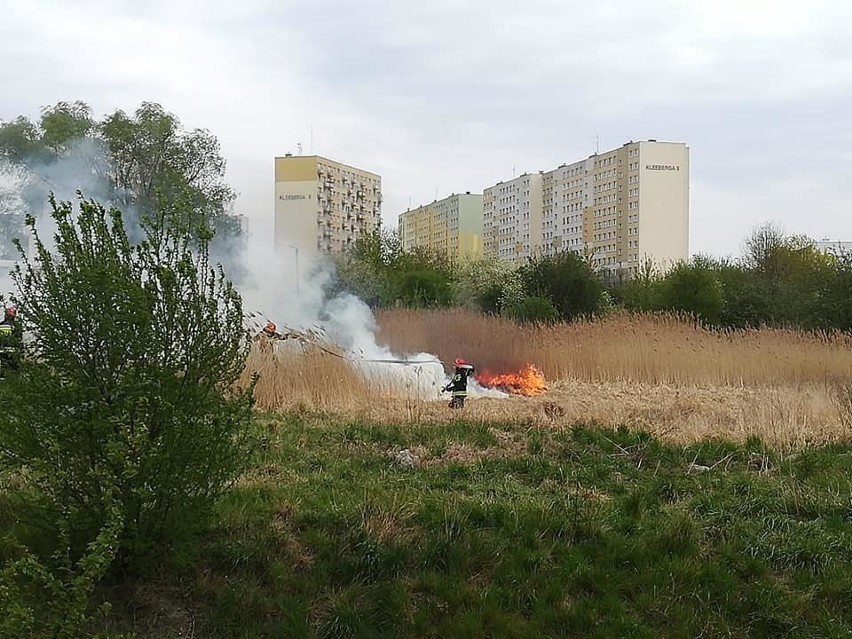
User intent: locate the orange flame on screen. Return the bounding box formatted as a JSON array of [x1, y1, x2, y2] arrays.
[[476, 363, 547, 397]]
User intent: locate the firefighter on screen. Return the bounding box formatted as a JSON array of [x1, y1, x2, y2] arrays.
[[442, 357, 475, 409], [261, 320, 283, 340], [0, 304, 21, 376]]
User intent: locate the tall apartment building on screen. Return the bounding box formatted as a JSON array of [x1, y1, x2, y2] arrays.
[[484, 140, 689, 274], [274, 154, 382, 254], [398, 192, 484, 259], [814, 240, 852, 256], [483, 173, 543, 262]]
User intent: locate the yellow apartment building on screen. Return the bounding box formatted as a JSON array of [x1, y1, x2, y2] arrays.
[[398, 192, 484, 260], [274, 154, 382, 255]]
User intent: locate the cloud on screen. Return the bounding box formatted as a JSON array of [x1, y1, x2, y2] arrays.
[[1, 0, 850, 256]]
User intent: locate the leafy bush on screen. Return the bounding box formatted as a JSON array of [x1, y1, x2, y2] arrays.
[[506, 295, 559, 324], [0, 506, 122, 639], [519, 251, 602, 321], [453, 255, 516, 314], [0, 193, 254, 630], [611, 258, 661, 312], [393, 269, 454, 308], [657, 259, 724, 325]]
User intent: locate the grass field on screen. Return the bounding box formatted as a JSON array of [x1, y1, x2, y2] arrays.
[[99, 414, 852, 638], [88, 311, 852, 636]]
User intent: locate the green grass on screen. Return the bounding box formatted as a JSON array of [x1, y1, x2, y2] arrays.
[[93, 414, 852, 638]]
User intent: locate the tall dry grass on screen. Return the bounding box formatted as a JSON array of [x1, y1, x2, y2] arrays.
[[240, 311, 852, 448], [375, 309, 852, 387], [240, 345, 371, 412]]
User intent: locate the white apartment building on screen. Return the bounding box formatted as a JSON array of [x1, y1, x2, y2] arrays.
[[484, 140, 690, 274], [483, 172, 543, 263], [814, 240, 852, 256], [542, 159, 591, 257]]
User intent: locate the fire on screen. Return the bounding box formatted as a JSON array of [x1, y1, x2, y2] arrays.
[[476, 363, 547, 397]]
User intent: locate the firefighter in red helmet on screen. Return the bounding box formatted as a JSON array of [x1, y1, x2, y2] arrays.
[[262, 320, 283, 340], [442, 357, 475, 409]]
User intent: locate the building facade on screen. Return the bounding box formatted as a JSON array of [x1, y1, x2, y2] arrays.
[[814, 240, 852, 256], [398, 192, 484, 259], [483, 173, 544, 263], [484, 140, 689, 274], [274, 154, 382, 254]]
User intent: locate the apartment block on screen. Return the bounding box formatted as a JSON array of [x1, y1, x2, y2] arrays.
[[814, 240, 852, 256], [398, 192, 484, 259], [483, 172, 543, 263], [542, 159, 591, 258], [484, 140, 690, 274], [274, 154, 382, 254]]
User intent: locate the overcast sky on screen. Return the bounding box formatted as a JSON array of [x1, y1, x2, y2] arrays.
[[1, 0, 850, 257]]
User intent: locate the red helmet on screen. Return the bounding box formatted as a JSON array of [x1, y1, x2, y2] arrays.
[[5, 306, 16, 318], [265, 321, 276, 332], [454, 357, 467, 366]]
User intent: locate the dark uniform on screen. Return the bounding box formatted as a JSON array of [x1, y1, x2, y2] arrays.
[[0, 305, 22, 376], [443, 358, 475, 409]]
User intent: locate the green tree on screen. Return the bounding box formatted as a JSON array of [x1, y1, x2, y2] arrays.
[[741, 224, 833, 327], [713, 259, 770, 329], [507, 295, 559, 323], [331, 230, 456, 308], [328, 249, 394, 307], [520, 250, 602, 321], [809, 251, 852, 331], [611, 257, 662, 312], [393, 269, 454, 307], [657, 258, 724, 325], [0, 193, 254, 570], [0, 101, 239, 244], [100, 102, 236, 227], [390, 246, 455, 308], [742, 222, 787, 272], [453, 254, 517, 314], [330, 229, 401, 307]]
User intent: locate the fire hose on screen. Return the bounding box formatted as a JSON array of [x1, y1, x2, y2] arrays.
[[244, 313, 449, 367]]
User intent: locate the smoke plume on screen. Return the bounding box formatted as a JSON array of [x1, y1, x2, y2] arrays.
[[1, 138, 503, 401]]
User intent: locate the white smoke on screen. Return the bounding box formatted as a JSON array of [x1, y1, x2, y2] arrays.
[[233, 228, 509, 402], [1, 137, 504, 402], [235, 238, 462, 401], [0, 138, 118, 298]]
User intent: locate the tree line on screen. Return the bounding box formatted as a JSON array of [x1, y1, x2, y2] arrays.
[[331, 224, 852, 332], [0, 100, 242, 258]]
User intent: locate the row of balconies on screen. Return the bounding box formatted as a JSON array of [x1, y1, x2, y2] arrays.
[[320, 227, 363, 239], [320, 174, 381, 189], [319, 207, 375, 220], [318, 215, 368, 227]]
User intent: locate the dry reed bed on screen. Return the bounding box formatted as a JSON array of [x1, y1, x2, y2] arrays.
[[239, 312, 852, 448], [375, 309, 852, 387], [241, 347, 372, 413]]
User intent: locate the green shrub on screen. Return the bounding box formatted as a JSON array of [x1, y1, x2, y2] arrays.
[[519, 251, 601, 321], [0, 193, 254, 630], [657, 260, 724, 325], [506, 295, 558, 324]]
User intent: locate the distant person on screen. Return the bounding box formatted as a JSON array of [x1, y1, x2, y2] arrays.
[[0, 303, 21, 375], [261, 320, 283, 340], [443, 357, 475, 409]]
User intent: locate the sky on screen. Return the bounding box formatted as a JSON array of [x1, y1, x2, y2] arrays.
[[0, 0, 850, 258]]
